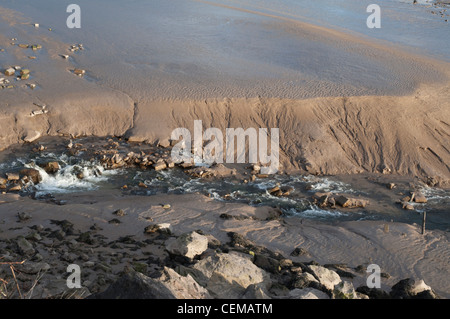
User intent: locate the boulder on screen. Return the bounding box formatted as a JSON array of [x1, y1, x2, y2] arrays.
[[289, 288, 330, 299], [356, 286, 390, 299], [91, 267, 211, 299], [292, 272, 318, 289], [412, 192, 427, 204], [192, 252, 270, 298], [20, 168, 42, 184], [166, 231, 208, 260], [242, 284, 271, 299], [307, 265, 341, 291], [253, 254, 280, 274], [43, 162, 60, 174], [390, 278, 438, 299], [333, 281, 358, 299]]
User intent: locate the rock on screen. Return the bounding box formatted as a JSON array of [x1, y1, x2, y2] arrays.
[[17, 212, 32, 222], [26, 232, 42, 242], [253, 254, 280, 274], [108, 218, 121, 225], [4, 68, 15, 76], [16, 236, 35, 256], [113, 209, 126, 216], [192, 252, 270, 298], [6, 172, 20, 181], [132, 262, 148, 274], [390, 278, 438, 299], [356, 286, 390, 299], [402, 202, 415, 210], [290, 247, 309, 257], [158, 138, 171, 148], [289, 288, 330, 299], [24, 131, 41, 143], [387, 183, 396, 189], [77, 232, 94, 245], [144, 223, 172, 235], [307, 265, 341, 291], [31, 44, 42, 51], [73, 69, 86, 76], [138, 182, 147, 188], [16, 262, 50, 275], [153, 162, 167, 171], [166, 231, 208, 260], [90, 268, 211, 299], [335, 195, 369, 208], [333, 281, 358, 299], [20, 69, 30, 76], [8, 185, 22, 192], [43, 162, 60, 174], [412, 192, 427, 204], [20, 168, 42, 184], [241, 284, 271, 299], [292, 272, 319, 289]]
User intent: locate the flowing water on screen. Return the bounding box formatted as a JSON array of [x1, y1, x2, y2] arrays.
[[1, 145, 449, 231]]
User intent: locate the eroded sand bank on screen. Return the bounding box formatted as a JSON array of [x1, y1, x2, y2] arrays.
[[1, 1, 449, 183]]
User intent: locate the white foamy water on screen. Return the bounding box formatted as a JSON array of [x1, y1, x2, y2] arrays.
[[24, 161, 119, 195], [302, 175, 357, 194]]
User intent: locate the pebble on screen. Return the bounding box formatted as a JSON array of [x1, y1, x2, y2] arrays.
[[73, 69, 86, 76]]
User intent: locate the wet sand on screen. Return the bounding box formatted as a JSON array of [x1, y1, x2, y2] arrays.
[[0, 0, 449, 299], [0, 1, 449, 183], [0, 191, 449, 298]]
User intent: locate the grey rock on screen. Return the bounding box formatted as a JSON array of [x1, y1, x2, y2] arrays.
[[166, 231, 208, 260], [307, 265, 341, 291], [289, 288, 330, 299], [192, 252, 270, 299], [16, 236, 35, 256]]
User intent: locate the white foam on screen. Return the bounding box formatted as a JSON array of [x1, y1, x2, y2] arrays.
[[25, 161, 118, 195]]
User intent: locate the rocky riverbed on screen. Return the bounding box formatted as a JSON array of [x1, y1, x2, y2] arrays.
[[0, 184, 449, 299], [0, 197, 443, 299]]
